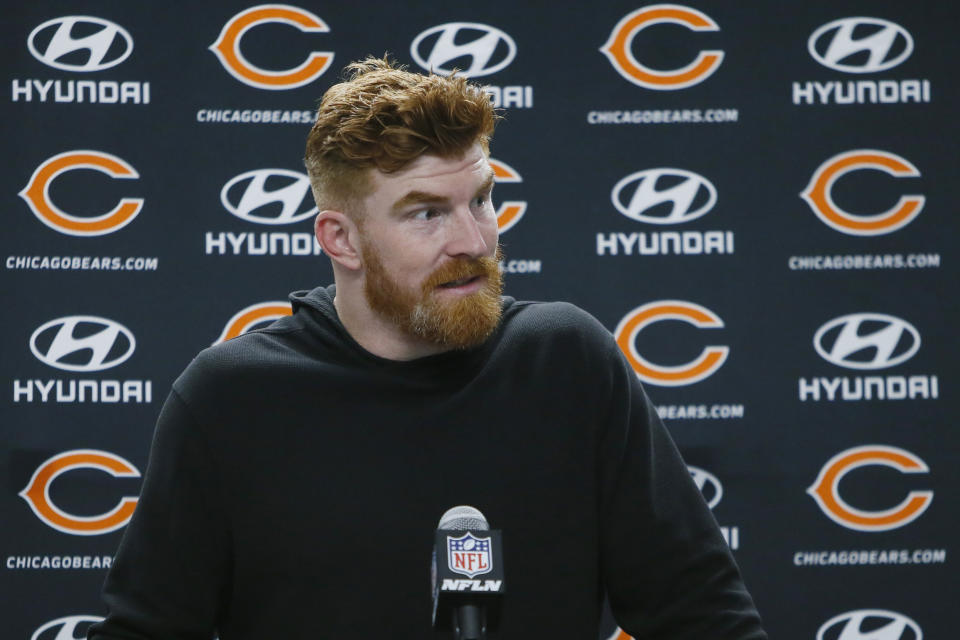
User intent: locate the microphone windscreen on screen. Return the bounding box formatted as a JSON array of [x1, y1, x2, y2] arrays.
[[438, 505, 489, 531]]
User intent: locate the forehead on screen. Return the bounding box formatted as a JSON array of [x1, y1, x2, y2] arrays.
[[366, 143, 490, 202]]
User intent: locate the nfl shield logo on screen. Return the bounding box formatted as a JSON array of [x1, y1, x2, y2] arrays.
[[447, 532, 493, 578]]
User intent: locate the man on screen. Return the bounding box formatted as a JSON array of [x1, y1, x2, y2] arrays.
[[90, 58, 766, 639]]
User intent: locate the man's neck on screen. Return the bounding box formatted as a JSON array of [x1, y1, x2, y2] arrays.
[[332, 292, 449, 362]]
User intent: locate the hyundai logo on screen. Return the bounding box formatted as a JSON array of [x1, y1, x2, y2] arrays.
[[28, 16, 133, 72], [808, 17, 913, 73], [32, 614, 104, 640], [688, 466, 723, 509], [220, 169, 317, 225], [814, 313, 920, 370], [411, 22, 516, 77], [29, 315, 135, 372], [817, 609, 922, 640], [611, 169, 717, 224]]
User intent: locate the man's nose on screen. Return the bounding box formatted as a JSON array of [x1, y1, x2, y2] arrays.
[[446, 207, 491, 258]]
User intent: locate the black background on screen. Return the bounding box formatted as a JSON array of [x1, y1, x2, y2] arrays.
[[2, 2, 958, 638]]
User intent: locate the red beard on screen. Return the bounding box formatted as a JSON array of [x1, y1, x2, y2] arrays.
[[362, 246, 503, 350]]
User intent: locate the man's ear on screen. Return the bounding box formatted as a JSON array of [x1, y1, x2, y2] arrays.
[[315, 210, 362, 270]]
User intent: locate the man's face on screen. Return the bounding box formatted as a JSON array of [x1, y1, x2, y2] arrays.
[[356, 143, 502, 349]]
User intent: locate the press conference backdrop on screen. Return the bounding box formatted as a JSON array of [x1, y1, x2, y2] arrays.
[[3, 2, 958, 638]]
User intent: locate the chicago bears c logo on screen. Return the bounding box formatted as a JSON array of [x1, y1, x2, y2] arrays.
[[214, 301, 292, 344], [210, 5, 333, 90], [19, 450, 140, 536], [801, 150, 923, 236], [19, 151, 143, 236], [601, 5, 723, 90], [807, 445, 932, 532], [614, 300, 728, 386], [488, 158, 527, 232]]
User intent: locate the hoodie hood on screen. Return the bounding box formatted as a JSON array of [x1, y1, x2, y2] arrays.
[[286, 284, 515, 371]]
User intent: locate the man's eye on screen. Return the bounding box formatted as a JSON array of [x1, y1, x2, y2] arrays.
[[474, 194, 490, 208], [413, 208, 440, 221]]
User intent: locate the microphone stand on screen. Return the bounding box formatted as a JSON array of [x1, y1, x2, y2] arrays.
[[452, 602, 486, 640]]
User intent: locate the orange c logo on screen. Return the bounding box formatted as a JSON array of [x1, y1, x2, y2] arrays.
[[19, 449, 140, 536], [614, 301, 728, 386], [601, 4, 723, 90], [807, 445, 933, 532], [18, 150, 143, 237], [210, 4, 333, 90], [488, 158, 527, 233], [214, 301, 293, 344], [801, 150, 924, 236]]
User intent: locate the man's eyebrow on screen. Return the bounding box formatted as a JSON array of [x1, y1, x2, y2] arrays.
[[391, 168, 497, 213], [475, 169, 495, 196], [391, 190, 449, 213]]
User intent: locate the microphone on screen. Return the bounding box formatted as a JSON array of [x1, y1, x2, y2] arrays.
[[432, 506, 505, 639]]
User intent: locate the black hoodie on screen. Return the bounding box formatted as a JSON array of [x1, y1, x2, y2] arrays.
[[91, 285, 765, 640]]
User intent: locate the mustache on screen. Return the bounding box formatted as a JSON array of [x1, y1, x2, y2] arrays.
[[422, 247, 503, 292]]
